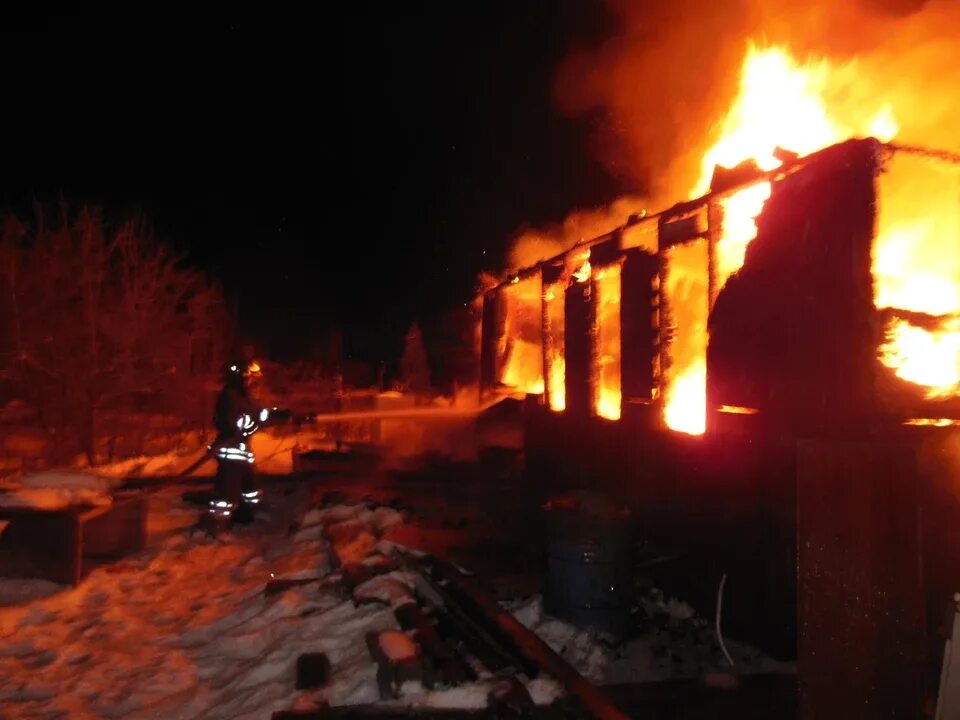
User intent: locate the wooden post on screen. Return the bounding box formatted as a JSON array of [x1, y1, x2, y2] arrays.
[[797, 439, 924, 719]]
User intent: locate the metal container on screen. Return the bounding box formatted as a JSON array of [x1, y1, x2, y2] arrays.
[[543, 492, 633, 638]]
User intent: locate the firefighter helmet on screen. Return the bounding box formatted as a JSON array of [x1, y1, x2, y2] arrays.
[[222, 359, 261, 384]]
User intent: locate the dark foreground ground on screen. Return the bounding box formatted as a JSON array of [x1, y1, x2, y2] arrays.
[[0, 450, 797, 719], [291, 453, 798, 719]]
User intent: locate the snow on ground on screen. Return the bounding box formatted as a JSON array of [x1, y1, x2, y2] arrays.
[[0, 470, 124, 510], [0, 486, 113, 510], [85, 427, 333, 480], [93, 451, 194, 479], [507, 591, 795, 687], [0, 489, 396, 719], [0, 486, 567, 718]]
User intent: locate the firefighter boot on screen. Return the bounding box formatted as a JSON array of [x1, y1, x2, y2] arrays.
[[235, 489, 264, 524], [203, 500, 236, 536]]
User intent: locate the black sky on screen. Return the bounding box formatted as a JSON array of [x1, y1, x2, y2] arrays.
[[0, 4, 624, 364]]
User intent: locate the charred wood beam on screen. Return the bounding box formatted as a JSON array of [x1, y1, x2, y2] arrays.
[[876, 306, 958, 331], [658, 203, 708, 250], [710, 158, 765, 194], [589, 236, 622, 268], [500, 140, 884, 286], [886, 142, 960, 166], [416, 568, 536, 676], [394, 602, 477, 685]]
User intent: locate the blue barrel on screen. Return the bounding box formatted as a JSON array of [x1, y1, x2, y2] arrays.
[[543, 493, 633, 638]]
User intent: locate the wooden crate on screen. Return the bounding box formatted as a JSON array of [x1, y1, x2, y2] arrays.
[[0, 491, 148, 586]]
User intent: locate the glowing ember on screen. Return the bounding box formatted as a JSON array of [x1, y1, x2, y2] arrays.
[[594, 265, 622, 420], [544, 284, 566, 411], [718, 405, 759, 415], [663, 44, 900, 435]]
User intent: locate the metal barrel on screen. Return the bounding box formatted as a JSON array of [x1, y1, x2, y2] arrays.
[[543, 492, 633, 638]]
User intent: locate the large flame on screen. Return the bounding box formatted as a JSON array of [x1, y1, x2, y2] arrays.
[[663, 44, 908, 434], [874, 151, 960, 399]]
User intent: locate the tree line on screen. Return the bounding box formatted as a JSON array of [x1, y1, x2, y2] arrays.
[[0, 205, 230, 465]]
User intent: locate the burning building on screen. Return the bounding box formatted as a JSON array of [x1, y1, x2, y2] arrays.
[[477, 44, 960, 717], [484, 137, 960, 437]]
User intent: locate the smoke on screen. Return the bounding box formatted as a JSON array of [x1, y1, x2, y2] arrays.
[[507, 195, 648, 272], [498, 0, 960, 277], [553, 0, 960, 205]]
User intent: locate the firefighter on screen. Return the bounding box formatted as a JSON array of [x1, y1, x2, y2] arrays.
[[206, 360, 271, 532]]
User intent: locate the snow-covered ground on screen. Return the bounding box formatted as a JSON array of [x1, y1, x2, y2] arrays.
[[0, 436, 794, 718], [507, 592, 795, 687], [0, 487, 565, 719], [1, 485, 353, 719], [90, 428, 322, 479], [0, 427, 332, 510]]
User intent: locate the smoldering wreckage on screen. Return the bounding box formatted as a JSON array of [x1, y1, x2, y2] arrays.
[[4, 40, 960, 720]]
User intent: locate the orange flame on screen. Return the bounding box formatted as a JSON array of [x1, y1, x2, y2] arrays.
[[544, 284, 566, 411], [874, 152, 960, 398], [881, 318, 960, 398]]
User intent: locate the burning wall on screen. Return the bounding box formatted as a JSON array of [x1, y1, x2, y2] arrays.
[[707, 140, 879, 436]]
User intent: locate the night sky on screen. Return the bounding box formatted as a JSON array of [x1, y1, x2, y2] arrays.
[[0, 5, 626, 365]]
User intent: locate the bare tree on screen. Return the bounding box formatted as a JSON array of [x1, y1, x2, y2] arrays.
[[0, 205, 229, 464]]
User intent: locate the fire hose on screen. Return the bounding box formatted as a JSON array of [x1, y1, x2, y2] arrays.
[[176, 396, 507, 479]]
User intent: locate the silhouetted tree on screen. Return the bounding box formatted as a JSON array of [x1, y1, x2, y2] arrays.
[[0, 205, 229, 464]]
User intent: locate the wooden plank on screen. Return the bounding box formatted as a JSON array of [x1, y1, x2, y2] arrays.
[[797, 439, 924, 719], [0, 493, 148, 585]]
